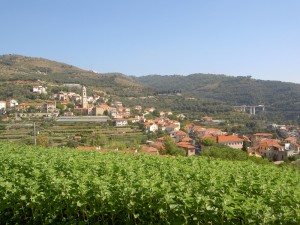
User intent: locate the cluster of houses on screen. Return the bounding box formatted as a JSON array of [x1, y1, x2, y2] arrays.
[[1, 85, 108, 117], [249, 133, 300, 161], [143, 124, 242, 156], [53, 88, 106, 108], [13, 100, 59, 117], [141, 122, 300, 160]]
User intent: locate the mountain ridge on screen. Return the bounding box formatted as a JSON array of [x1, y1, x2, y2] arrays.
[[0, 54, 149, 96]]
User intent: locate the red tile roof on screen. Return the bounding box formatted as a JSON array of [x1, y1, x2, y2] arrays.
[[181, 137, 192, 142], [176, 142, 195, 149], [259, 139, 282, 148], [193, 126, 206, 132], [170, 130, 187, 136], [218, 135, 243, 143]]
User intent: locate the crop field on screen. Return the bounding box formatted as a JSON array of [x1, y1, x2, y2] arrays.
[[0, 142, 299, 224]]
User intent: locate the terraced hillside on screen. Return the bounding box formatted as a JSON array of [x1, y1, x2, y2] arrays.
[[0, 122, 146, 148]]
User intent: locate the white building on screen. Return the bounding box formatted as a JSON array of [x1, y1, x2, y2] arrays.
[[144, 122, 158, 133], [0, 101, 6, 110], [112, 101, 123, 107], [6, 99, 18, 108], [32, 86, 47, 94], [115, 118, 128, 127]]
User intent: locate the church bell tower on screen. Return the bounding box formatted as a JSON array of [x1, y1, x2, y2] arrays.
[[82, 85, 88, 109]]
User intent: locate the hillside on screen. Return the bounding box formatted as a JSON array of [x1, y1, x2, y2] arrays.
[[137, 74, 300, 121], [2, 54, 300, 122], [0, 54, 150, 97]]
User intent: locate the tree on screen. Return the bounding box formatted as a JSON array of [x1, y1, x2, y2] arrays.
[[167, 114, 178, 120], [67, 140, 79, 148], [67, 103, 75, 109], [36, 134, 49, 147], [160, 136, 186, 156], [144, 114, 154, 120], [201, 138, 216, 146], [88, 134, 108, 147], [56, 103, 64, 110], [28, 105, 37, 113], [152, 109, 160, 117], [242, 140, 248, 152]]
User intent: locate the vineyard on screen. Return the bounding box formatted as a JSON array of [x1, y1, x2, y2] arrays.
[[0, 142, 300, 224]]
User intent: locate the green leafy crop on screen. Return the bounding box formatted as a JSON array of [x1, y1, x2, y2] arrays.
[[0, 142, 299, 224]]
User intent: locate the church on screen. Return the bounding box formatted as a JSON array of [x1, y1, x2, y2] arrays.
[[73, 85, 90, 115]]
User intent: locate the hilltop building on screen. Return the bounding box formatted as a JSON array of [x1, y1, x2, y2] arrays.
[[0, 101, 6, 112], [32, 85, 47, 94]]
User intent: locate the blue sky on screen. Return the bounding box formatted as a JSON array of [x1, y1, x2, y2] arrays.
[[1, 0, 300, 83]]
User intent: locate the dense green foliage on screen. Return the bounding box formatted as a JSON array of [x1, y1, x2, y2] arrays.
[[121, 95, 233, 117], [160, 136, 186, 156], [201, 145, 270, 164], [0, 142, 299, 224], [200, 138, 216, 146]]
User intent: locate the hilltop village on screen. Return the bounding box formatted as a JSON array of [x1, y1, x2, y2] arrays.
[[1, 82, 300, 162]]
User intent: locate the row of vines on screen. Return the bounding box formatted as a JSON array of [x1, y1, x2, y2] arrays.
[[0, 142, 300, 224]]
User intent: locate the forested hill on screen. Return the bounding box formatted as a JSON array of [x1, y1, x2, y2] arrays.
[[0, 54, 151, 96], [136, 74, 300, 120]]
